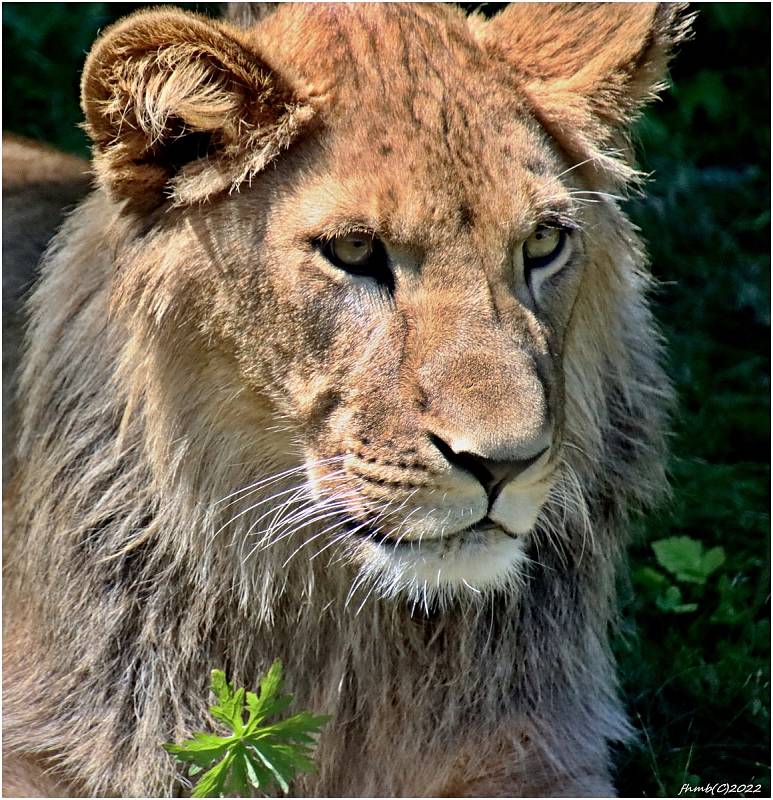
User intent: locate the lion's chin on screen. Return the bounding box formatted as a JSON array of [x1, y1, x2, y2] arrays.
[[355, 525, 529, 606]]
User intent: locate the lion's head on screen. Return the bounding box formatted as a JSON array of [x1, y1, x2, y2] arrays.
[[70, 3, 684, 604]]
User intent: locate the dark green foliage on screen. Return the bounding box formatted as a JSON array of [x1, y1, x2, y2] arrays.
[[3, 3, 769, 796], [615, 4, 770, 796]]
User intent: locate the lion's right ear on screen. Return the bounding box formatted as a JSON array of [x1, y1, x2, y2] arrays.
[[81, 9, 314, 209], [479, 3, 692, 184]]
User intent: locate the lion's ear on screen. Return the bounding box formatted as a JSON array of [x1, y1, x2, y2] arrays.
[[481, 2, 692, 181], [81, 9, 314, 209]]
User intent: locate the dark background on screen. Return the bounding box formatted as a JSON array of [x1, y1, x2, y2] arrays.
[[3, 3, 770, 796]]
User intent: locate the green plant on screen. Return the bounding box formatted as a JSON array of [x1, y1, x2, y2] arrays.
[[164, 662, 330, 798], [635, 536, 726, 614]]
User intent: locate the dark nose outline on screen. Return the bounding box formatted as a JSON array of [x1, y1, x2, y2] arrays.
[[428, 434, 548, 511]]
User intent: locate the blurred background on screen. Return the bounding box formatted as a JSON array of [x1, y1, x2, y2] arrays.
[[3, 3, 770, 796]]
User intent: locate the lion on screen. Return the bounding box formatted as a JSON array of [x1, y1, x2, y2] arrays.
[[3, 3, 690, 797]]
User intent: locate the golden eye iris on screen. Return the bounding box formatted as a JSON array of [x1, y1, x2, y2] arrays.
[[331, 234, 373, 266], [319, 230, 393, 289], [524, 226, 563, 261]]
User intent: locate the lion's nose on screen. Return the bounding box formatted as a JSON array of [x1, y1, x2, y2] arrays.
[[429, 433, 549, 506]]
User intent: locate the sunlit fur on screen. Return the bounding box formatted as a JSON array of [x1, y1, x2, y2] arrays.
[[4, 3, 688, 797]]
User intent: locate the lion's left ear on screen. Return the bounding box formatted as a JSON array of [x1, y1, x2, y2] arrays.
[[479, 2, 692, 182], [81, 9, 315, 209]]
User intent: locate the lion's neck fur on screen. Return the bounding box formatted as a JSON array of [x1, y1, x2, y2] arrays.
[[7, 193, 669, 795]]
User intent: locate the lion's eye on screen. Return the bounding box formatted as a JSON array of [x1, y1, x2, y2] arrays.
[[320, 232, 393, 290], [523, 226, 565, 267], [331, 234, 373, 266], [518, 224, 574, 302]]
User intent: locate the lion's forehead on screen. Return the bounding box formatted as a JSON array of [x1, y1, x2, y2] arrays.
[[254, 3, 483, 81], [253, 3, 551, 177], [277, 116, 564, 255], [246, 4, 568, 247]]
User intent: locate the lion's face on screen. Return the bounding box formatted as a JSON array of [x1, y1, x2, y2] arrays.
[[198, 55, 585, 596], [82, 3, 683, 598]]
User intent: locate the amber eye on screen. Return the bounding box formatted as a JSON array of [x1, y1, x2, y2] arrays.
[[330, 234, 373, 266], [319, 232, 393, 290], [523, 226, 565, 267]]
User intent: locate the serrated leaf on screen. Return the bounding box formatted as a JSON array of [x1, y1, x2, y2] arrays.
[[210, 670, 231, 704], [259, 660, 284, 700], [163, 732, 232, 767], [165, 661, 329, 797], [250, 743, 292, 793], [260, 711, 331, 740], [245, 660, 289, 731], [243, 747, 272, 790], [191, 750, 234, 799], [246, 693, 293, 733], [223, 745, 249, 796], [209, 670, 246, 735]]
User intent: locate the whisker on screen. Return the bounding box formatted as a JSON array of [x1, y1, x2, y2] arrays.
[[345, 567, 370, 609], [555, 156, 598, 180], [280, 514, 354, 569], [214, 481, 313, 542], [568, 189, 625, 203], [259, 497, 356, 553], [255, 484, 342, 541], [240, 495, 356, 566], [215, 454, 345, 509], [355, 576, 380, 616], [240, 483, 316, 546]]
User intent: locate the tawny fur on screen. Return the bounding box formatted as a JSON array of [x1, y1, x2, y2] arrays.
[[4, 4, 688, 797]]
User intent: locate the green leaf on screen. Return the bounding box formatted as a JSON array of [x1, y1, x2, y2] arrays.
[[164, 661, 330, 797], [250, 742, 293, 793], [223, 745, 249, 797], [243, 747, 273, 790], [634, 566, 669, 591], [701, 546, 726, 578], [245, 661, 293, 732], [209, 670, 246, 735], [210, 669, 230, 704], [191, 750, 234, 799], [163, 731, 232, 767], [655, 585, 699, 614], [652, 536, 704, 581], [652, 536, 725, 585], [258, 711, 331, 743]]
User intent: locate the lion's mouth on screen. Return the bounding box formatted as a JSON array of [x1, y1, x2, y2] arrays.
[[341, 511, 529, 597], [345, 515, 519, 549]]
